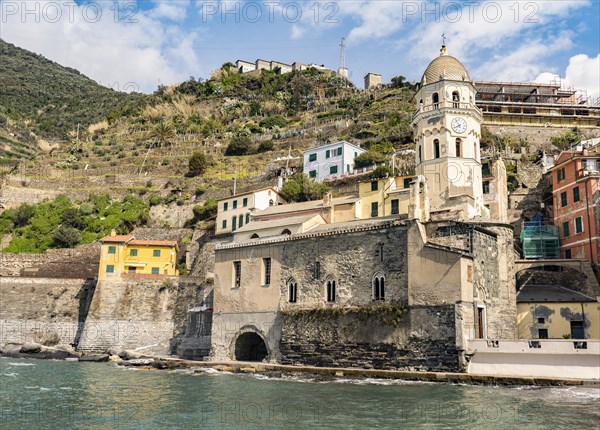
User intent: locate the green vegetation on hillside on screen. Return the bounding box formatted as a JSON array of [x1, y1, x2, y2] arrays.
[[0, 194, 149, 253], [0, 39, 145, 139]]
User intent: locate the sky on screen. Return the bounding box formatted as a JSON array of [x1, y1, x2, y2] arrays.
[[0, 0, 598, 100]]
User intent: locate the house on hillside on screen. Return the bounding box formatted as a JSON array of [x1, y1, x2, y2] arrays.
[[98, 232, 178, 280], [303, 141, 366, 182]]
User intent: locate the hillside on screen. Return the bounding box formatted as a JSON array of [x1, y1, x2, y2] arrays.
[[0, 39, 144, 141]]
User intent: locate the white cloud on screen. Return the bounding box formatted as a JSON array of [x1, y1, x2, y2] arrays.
[[0, 0, 200, 92], [535, 53, 600, 102]]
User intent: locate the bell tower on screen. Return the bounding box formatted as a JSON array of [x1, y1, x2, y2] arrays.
[[411, 45, 488, 219]]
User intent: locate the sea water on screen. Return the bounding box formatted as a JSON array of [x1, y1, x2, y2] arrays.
[[1, 358, 598, 429]]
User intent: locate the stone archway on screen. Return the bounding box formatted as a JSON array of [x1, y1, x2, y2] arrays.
[[234, 332, 268, 362]]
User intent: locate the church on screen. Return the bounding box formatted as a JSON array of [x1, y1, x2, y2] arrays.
[[188, 46, 518, 372]]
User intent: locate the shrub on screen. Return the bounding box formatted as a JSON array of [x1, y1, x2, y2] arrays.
[[369, 165, 393, 179], [280, 173, 330, 202], [149, 195, 162, 206], [191, 199, 218, 222], [188, 152, 207, 176], [354, 150, 389, 168], [257, 140, 274, 153], [53, 225, 81, 248], [259, 115, 288, 129], [194, 185, 206, 196], [225, 136, 253, 156]]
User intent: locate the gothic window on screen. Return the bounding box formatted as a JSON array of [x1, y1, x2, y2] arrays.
[[434, 139, 440, 159], [455, 138, 462, 157], [373, 273, 385, 301], [245, 213, 250, 224], [452, 91, 460, 108], [432, 92, 439, 109], [326, 277, 336, 302], [288, 279, 297, 303]]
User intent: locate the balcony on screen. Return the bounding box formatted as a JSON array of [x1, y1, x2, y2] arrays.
[[576, 167, 600, 180]]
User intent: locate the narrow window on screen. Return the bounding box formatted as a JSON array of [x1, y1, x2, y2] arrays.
[[371, 181, 378, 191], [418, 145, 422, 163], [563, 221, 570, 237], [223, 202, 228, 211], [538, 329, 548, 339], [560, 191, 568, 207], [575, 217, 583, 234], [107, 245, 116, 254], [573, 186, 580, 202], [483, 181, 490, 194], [309, 153, 317, 162], [151, 267, 160, 275], [233, 200, 238, 209], [403, 178, 411, 188], [391, 199, 399, 215], [565, 249, 572, 259], [309, 170, 317, 178], [243, 197, 248, 207], [314, 261, 320, 280], [153, 249, 161, 257], [329, 165, 338, 174], [325, 149, 330, 158], [373, 274, 385, 301], [288, 279, 297, 303], [129, 248, 138, 257], [232, 216, 237, 231], [347, 164, 351, 173], [371, 202, 378, 217], [222, 220, 227, 229], [432, 92, 439, 108], [326, 279, 336, 302], [245, 213, 250, 224], [455, 138, 461, 157], [106, 265, 114, 273], [434, 139, 440, 159], [233, 261, 241, 288], [337, 147, 343, 156], [263, 258, 271, 285], [238, 214, 244, 228], [452, 91, 459, 108]]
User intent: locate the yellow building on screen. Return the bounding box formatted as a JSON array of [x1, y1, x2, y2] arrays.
[[517, 285, 600, 340], [98, 233, 178, 280], [358, 176, 412, 219]]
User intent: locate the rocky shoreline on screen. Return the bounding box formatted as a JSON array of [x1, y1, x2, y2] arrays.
[[2, 342, 598, 387]]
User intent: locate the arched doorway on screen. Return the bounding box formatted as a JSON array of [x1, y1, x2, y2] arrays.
[[234, 332, 268, 361]]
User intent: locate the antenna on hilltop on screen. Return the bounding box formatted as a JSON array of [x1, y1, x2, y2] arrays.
[[338, 37, 348, 80]]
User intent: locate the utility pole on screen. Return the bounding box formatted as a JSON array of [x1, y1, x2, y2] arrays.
[[337, 37, 349, 83]]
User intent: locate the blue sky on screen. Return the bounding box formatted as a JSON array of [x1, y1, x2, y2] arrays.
[[0, 0, 598, 100]]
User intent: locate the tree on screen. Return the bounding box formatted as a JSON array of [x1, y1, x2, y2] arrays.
[[390, 75, 406, 88], [280, 173, 330, 202], [148, 120, 176, 147], [53, 225, 81, 248], [225, 136, 253, 156], [188, 152, 207, 176], [354, 150, 389, 168], [551, 128, 581, 150], [11, 204, 35, 227]]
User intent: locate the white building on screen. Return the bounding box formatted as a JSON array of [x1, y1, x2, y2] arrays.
[[303, 141, 366, 182], [215, 187, 286, 235]]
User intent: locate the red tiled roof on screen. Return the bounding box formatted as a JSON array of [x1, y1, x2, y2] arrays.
[[100, 235, 134, 243]]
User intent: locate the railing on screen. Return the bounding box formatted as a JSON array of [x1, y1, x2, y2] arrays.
[[415, 101, 481, 115], [576, 167, 600, 180], [468, 338, 598, 354]]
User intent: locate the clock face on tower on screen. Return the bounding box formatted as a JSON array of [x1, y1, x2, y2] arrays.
[[451, 117, 467, 134]]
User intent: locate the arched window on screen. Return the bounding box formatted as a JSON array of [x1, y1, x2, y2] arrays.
[[269, 199, 274, 206], [373, 273, 385, 301], [326, 277, 336, 302], [251, 233, 259, 239], [281, 229, 291, 235], [245, 213, 250, 224], [288, 279, 297, 303], [432, 92, 439, 109], [434, 139, 440, 159], [455, 138, 462, 157], [238, 214, 244, 228], [452, 91, 460, 108]]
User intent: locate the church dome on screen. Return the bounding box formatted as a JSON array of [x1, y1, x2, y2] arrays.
[[421, 46, 470, 85]]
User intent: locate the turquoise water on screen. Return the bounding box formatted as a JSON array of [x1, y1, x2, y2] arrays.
[[1, 358, 599, 429]]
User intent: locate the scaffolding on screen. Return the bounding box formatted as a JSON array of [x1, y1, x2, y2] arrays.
[[475, 80, 577, 105], [520, 218, 560, 259]]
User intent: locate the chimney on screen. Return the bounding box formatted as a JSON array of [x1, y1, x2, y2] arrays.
[[323, 192, 332, 207]]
